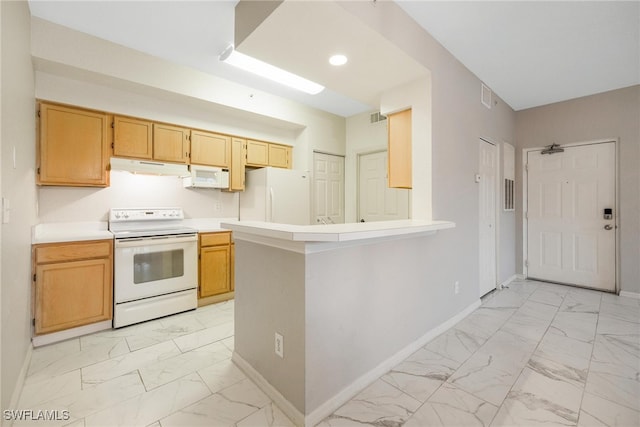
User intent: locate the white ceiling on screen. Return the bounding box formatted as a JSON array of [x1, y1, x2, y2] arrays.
[[28, 1, 640, 116]]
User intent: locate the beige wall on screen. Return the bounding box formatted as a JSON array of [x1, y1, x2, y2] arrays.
[[515, 85, 640, 293], [340, 1, 518, 291], [1, 0, 37, 411]]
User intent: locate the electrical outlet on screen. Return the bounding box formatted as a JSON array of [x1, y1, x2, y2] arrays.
[[275, 332, 284, 358], [214, 201, 222, 212], [454, 281, 460, 295]]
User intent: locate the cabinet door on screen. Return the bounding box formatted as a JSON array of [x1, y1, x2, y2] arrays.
[[191, 130, 231, 167], [153, 124, 190, 163], [200, 245, 231, 298], [38, 103, 110, 187], [35, 258, 112, 335], [269, 144, 291, 168], [229, 137, 246, 191], [113, 116, 153, 159], [387, 108, 412, 189], [246, 140, 269, 166]]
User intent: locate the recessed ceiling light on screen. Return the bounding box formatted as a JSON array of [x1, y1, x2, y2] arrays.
[[329, 54, 348, 66]]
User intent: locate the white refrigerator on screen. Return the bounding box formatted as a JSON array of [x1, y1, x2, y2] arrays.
[[240, 167, 311, 225]]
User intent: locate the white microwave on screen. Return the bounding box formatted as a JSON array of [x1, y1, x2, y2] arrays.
[[183, 166, 229, 189]]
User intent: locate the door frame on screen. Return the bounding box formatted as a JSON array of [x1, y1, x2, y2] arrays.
[[522, 138, 620, 292], [479, 137, 500, 295]]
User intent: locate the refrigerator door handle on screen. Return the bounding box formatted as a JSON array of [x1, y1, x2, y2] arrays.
[[269, 187, 274, 222]]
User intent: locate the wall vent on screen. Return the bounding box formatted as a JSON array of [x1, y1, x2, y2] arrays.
[[481, 83, 492, 109], [503, 142, 515, 211], [370, 112, 387, 124], [504, 179, 515, 211]]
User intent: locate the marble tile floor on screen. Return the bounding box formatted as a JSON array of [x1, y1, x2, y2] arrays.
[[319, 280, 640, 427], [14, 280, 640, 427]]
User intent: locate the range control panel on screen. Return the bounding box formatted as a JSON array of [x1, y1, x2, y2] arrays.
[[109, 208, 184, 222]]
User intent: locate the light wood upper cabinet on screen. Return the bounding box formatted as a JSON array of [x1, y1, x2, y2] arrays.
[[153, 123, 190, 164], [246, 140, 269, 167], [113, 116, 153, 159], [38, 102, 110, 187], [33, 240, 113, 335], [198, 232, 234, 306], [190, 130, 231, 168], [229, 137, 246, 191], [387, 108, 412, 189], [246, 140, 292, 169], [269, 144, 291, 168]]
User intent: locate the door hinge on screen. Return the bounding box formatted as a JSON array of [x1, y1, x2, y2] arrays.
[[525, 163, 529, 172], [36, 167, 40, 175], [111, 142, 114, 149], [111, 122, 115, 129], [37, 110, 41, 118], [32, 319, 35, 327], [525, 260, 529, 268], [33, 273, 36, 282]]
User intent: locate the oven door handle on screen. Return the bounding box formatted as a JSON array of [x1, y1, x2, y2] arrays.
[[115, 234, 197, 248]]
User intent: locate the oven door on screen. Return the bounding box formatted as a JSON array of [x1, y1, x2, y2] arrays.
[[114, 234, 197, 303]]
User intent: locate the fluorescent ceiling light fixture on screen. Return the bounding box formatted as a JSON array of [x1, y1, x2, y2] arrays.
[[219, 45, 324, 95], [329, 54, 348, 66]]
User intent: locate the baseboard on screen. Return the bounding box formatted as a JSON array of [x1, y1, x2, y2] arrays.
[[3, 344, 33, 427], [619, 290, 640, 300], [232, 352, 305, 427], [499, 275, 518, 289], [515, 274, 526, 280], [233, 298, 481, 427]]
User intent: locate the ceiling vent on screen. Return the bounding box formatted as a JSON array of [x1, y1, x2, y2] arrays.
[[481, 83, 492, 109], [370, 112, 387, 124]]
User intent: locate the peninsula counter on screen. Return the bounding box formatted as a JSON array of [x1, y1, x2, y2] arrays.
[[221, 219, 467, 426]]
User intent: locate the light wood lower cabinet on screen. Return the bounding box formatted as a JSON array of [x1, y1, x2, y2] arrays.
[[198, 231, 234, 306], [32, 240, 113, 335]]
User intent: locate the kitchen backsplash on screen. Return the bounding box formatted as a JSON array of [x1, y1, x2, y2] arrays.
[[37, 170, 239, 223]]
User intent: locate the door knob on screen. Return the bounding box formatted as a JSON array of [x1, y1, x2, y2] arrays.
[[604, 224, 613, 230]]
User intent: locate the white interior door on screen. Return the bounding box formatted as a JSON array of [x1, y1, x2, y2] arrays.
[[479, 140, 497, 296], [527, 142, 616, 291], [313, 152, 345, 224], [358, 150, 409, 222]]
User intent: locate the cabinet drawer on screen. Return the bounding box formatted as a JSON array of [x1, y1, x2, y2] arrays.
[[200, 232, 231, 247], [35, 240, 113, 263]]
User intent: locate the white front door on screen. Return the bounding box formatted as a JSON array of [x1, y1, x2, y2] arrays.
[[479, 140, 497, 296], [313, 152, 345, 224], [358, 150, 410, 222], [527, 141, 616, 291]]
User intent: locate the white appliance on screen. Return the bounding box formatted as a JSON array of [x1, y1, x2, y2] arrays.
[[240, 167, 310, 225], [109, 208, 198, 328], [183, 165, 229, 189]]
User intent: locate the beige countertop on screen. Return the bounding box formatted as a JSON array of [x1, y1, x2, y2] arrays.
[[32, 217, 239, 244], [221, 219, 456, 245]]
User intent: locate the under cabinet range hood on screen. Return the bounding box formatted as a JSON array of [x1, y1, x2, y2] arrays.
[[110, 157, 189, 177]]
